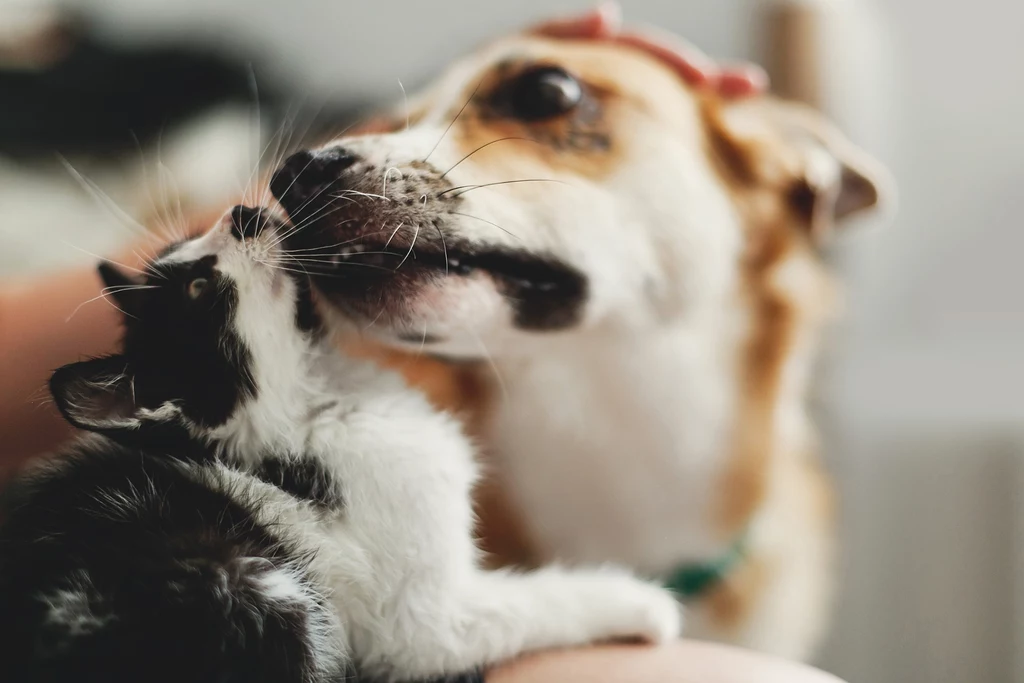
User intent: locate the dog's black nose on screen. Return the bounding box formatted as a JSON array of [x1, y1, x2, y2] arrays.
[[270, 148, 358, 212], [229, 205, 265, 240]]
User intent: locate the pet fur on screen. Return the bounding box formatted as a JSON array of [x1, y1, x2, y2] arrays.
[[0, 206, 681, 682]]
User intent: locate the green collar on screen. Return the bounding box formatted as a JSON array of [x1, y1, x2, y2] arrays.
[[664, 532, 749, 599]]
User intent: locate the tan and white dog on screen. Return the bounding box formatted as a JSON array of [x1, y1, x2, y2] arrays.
[[264, 25, 889, 661]]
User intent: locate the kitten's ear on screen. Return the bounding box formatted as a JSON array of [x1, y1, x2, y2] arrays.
[[97, 262, 144, 319], [50, 356, 142, 433]]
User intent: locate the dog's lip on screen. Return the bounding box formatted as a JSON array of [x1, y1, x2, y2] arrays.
[[286, 232, 588, 330], [288, 237, 568, 294], [330, 241, 475, 276]]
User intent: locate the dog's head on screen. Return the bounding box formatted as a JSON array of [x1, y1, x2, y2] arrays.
[[270, 34, 890, 357]]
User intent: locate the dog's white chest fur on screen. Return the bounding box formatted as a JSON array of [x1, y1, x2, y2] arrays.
[[489, 324, 740, 574]]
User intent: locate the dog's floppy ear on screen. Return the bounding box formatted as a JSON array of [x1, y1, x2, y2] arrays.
[[715, 98, 893, 240], [50, 355, 143, 433], [97, 262, 145, 319]]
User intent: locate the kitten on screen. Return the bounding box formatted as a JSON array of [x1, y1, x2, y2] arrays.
[[0, 205, 681, 683]]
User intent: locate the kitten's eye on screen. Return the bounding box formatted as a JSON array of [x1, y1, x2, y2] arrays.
[[507, 66, 583, 121], [186, 278, 208, 300]]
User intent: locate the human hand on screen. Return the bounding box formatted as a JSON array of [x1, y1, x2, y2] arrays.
[[487, 641, 845, 683]]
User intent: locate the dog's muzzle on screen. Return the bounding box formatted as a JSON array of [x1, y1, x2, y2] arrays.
[[268, 146, 588, 332]]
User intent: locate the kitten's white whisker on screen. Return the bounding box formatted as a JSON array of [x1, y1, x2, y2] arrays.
[[59, 241, 152, 278]]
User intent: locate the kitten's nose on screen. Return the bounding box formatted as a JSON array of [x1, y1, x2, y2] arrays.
[[270, 147, 359, 213]]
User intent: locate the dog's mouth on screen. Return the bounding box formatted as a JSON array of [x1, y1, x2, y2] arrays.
[[285, 229, 588, 331], [326, 240, 473, 277]]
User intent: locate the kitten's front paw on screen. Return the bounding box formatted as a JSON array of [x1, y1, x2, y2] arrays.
[[593, 572, 683, 644], [623, 581, 684, 644]]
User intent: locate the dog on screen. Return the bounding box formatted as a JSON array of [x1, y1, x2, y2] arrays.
[[262, 29, 888, 659], [261, 23, 891, 661]]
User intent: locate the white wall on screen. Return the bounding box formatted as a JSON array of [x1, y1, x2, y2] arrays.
[[76, 0, 756, 100], [832, 0, 1024, 428]]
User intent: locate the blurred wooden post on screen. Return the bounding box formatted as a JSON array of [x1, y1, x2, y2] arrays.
[[759, 1, 826, 110]]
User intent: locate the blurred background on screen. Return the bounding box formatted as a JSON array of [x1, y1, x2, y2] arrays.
[[0, 0, 1020, 681]]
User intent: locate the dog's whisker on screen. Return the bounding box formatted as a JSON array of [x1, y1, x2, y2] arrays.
[[398, 78, 411, 132], [342, 190, 390, 202], [415, 322, 430, 359], [382, 167, 403, 199], [274, 228, 369, 255], [434, 221, 450, 277], [449, 212, 521, 241], [264, 261, 394, 277], [383, 221, 405, 251], [275, 252, 396, 265], [442, 178, 569, 199], [279, 232, 370, 254], [423, 75, 485, 163], [462, 325, 509, 401], [395, 224, 421, 271], [440, 137, 542, 179], [362, 300, 388, 331]]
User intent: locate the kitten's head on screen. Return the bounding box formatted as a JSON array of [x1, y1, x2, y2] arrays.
[[50, 206, 322, 447]]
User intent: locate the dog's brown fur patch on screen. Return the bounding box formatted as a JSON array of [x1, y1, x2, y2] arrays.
[[699, 99, 793, 536], [446, 39, 711, 184], [698, 95, 838, 544], [719, 231, 798, 535], [703, 554, 773, 635]]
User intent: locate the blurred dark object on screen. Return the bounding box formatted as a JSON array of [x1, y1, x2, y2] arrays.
[[0, 10, 282, 160]]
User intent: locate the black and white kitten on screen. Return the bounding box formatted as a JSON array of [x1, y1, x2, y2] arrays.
[[0, 206, 680, 683]]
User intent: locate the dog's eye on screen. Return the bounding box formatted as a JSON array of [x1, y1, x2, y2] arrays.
[[186, 278, 208, 300], [508, 66, 582, 121]]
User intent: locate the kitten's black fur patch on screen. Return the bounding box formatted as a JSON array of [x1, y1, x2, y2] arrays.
[[120, 256, 257, 428], [252, 455, 343, 510], [0, 440, 343, 683], [51, 253, 258, 441]]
